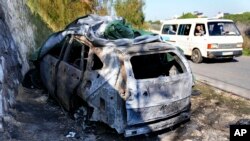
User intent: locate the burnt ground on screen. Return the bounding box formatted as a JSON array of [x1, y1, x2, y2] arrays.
[[0, 82, 250, 141]]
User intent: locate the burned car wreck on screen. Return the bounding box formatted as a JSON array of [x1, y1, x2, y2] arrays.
[[31, 15, 193, 137]]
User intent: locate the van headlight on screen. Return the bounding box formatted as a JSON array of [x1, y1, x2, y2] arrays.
[[207, 43, 219, 49], [236, 43, 243, 48]]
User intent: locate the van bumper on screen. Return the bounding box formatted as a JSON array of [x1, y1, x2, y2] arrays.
[[207, 50, 242, 58]]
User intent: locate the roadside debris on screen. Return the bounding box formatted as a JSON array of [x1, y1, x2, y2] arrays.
[[192, 89, 201, 96], [34, 95, 48, 103], [1, 82, 249, 140], [235, 119, 250, 125], [65, 131, 76, 138], [73, 106, 87, 121]]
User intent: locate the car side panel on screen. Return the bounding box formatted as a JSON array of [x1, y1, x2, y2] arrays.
[[56, 62, 81, 110], [40, 55, 59, 95]]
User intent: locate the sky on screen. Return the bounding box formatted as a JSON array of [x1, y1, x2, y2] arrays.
[[144, 0, 250, 21]]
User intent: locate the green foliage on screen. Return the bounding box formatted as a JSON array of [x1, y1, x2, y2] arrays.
[[243, 48, 250, 56], [27, 0, 96, 31], [148, 20, 161, 25], [243, 35, 250, 56], [224, 12, 250, 23], [178, 12, 197, 19], [27, 0, 148, 31], [226, 13, 250, 55], [147, 20, 161, 30], [114, 0, 146, 29]]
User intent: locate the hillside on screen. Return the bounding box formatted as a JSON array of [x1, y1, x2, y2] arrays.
[[225, 12, 250, 55]]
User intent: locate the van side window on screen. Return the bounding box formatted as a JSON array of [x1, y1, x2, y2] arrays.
[[178, 24, 191, 36], [162, 24, 178, 35], [194, 24, 206, 36]]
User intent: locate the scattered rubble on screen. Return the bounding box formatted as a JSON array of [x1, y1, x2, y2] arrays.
[[0, 82, 249, 140], [235, 119, 250, 125], [65, 131, 76, 138]]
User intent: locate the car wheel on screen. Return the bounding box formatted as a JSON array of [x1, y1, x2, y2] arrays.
[[191, 49, 203, 63]]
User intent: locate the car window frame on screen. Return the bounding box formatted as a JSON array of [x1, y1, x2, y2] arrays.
[[47, 35, 72, 59], [63, 37, 85, 70]]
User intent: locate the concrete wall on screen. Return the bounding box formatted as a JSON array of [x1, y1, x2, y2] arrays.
[[0, 0, 39, 124]]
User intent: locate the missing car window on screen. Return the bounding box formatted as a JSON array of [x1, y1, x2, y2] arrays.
[[66, 40, 83, 68], [48, 36, 69, 58], [92, 54, 103, 70], [130, 52, 186, 79]]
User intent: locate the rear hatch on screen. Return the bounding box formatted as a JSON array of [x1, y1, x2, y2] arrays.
[[125, 51, 192, 126]]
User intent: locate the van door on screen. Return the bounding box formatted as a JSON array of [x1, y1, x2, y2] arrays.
[[175, 24, 192, 55], [189, 23, 207, 57]]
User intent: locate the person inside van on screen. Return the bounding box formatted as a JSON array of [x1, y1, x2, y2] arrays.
[[211, 24, 222, 35], [194, 25, 204, 36], [184, 25, 191, 35], [168, 25, 176, 35]]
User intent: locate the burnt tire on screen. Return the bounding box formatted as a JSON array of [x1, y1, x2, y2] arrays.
[[191, 49, 203, 63]]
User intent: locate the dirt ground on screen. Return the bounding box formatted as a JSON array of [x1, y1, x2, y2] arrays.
[[0, 82, 249, 141]]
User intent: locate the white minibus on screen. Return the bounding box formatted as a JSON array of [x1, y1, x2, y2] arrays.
[[160, 18, 243, 63]]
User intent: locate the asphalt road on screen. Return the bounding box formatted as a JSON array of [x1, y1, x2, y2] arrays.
[[189, 56, 250, 99]]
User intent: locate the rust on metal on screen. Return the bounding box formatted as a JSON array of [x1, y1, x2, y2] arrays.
[[38, 34, 193, 137]]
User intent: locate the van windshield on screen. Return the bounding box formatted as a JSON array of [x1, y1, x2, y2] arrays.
[[208, 22, 240, 36]]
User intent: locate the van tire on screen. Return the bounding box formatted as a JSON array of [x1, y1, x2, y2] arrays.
[[191, 49, 203, 63]]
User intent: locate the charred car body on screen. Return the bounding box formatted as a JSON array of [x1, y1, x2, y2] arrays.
[[33, 15, 193, 137]]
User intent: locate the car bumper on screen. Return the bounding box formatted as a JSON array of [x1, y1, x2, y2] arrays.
[[207, 50, 242, 58], [124, 105, 191, 137]]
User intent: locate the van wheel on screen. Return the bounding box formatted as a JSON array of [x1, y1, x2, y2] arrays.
[[191, 49, 203, 63], [226, 57, 234, 62]]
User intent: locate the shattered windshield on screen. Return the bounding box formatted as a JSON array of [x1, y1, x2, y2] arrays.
[[208, 22, 241, 36]]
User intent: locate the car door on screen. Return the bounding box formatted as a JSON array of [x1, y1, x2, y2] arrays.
[[56, 38, 89, 111], [40, 36, 70, 95]]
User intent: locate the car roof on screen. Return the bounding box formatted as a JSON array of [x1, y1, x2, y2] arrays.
[[115, 42, 177, 54], [76, 35, 177, 54]]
